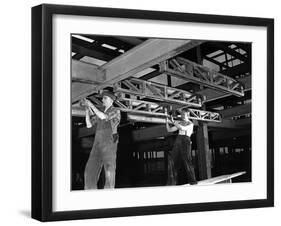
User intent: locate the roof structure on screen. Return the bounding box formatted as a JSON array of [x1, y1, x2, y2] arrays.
[[71, 34, 251, 135]]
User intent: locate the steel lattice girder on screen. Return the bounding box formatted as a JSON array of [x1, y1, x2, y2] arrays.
[[73, 94, 221, 122], [159, 57, 245, 97], [113, 77, 204, 108], [114, 97, 221, 122]]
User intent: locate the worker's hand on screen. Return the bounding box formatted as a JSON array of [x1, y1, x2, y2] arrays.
[[83, 98, 93, 108]]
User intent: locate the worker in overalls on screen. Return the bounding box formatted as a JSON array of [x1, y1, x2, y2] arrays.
[[165, 110, 197, 185], [82, 91, 121, 189]]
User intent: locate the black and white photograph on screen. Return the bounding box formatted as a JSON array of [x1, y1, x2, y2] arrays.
[[30, 3, 274, 222], [71, 35, 252, 190], [0, 0, 279, 225]]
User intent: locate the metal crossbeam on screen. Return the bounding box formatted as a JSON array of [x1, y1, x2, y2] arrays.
[[114, 97, 221, 122], [73, 77, 221, 122], [114, 78, 204, 108], [188, 108, 221, 122], [115, 97, 167, 116], [72, 94, 221, 122], [159, 57, 245, 97]]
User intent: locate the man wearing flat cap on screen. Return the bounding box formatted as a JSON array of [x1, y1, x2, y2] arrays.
[[82, 90, 120, 189]]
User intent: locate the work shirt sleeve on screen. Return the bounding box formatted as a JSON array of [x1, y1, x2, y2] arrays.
[[105, 108, 121, 134]]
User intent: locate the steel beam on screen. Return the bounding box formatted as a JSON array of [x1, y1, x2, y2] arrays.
[[72, 39, 204, 102], [219, 103, 251, 118], [160, 57, 245, 97], [196, 122, 212, 179], [197, 76, 251, 102], [211, 42, 249, 63], [72, 60, 105, 83], [73, 114, 249, 140], [114, 78, 204, 108], [73, 101, 221, 123], [131, 118, 250, 142]]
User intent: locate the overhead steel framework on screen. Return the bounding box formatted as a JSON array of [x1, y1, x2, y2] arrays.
[[112, 77, 221, 122], [159, 57, 245, 97], [72, 78, 221, 122], [126, 108, 221, 123], [73, 97, 221, 122], [114, 78, 204, 108]]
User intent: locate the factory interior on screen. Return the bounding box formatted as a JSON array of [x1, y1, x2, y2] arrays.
[[70, 34, 252, 190]]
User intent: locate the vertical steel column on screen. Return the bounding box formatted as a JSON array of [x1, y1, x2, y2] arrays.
[[196, 121, 212, 180]]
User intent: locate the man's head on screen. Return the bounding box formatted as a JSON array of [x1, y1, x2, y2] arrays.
[[181, 109, 190, 122], [101, 91, 116, 108]]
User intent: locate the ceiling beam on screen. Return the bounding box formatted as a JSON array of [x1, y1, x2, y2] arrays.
[[84, 35, 135, 51], [71, 60, 105, 100], [72, 37, 120, 58], [219, 103, 251, 118], [101, 39, 204, 84], [72, 43, 113, 62], [162, 57, 244, 97], [72, 39, 204, 102], [196, 76, 251, 102], [114, 36, 143, 46], [211, 42, 249, 63], [72, 53, 84, 60], [175, 61, 250, 92], [139, 69, 162, 81], [72, 60, 105, 82], [204, 56, 229, 69], [220, 62, 251, 77]]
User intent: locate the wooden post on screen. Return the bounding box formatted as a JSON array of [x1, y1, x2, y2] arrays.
[[196, 121, 212, 180]]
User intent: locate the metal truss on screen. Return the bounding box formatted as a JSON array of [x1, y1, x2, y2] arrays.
[[159, 57, 245, 97], [114, 96, 221, 122], [113, 77, 204, 108], [77, 78, 221, 123], [188, 108, 221, 122]]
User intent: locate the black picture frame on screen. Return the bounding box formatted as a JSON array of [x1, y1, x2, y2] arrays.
[[32, 3, 274, 222]]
